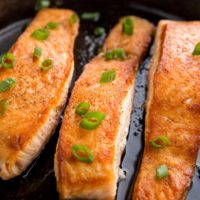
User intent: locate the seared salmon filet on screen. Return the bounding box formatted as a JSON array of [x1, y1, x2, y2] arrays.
[[0, 9, 79, 180], [132, 20, 200, 200], [55, 16, 154, 199]]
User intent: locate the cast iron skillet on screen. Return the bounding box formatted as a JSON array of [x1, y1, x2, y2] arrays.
[[0, 1, 200, 199]]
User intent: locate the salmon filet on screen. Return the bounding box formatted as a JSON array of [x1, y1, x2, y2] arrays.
[[0, 9, 79, 180], [133, 20, 200, 200], [55, 16, 154, 199]]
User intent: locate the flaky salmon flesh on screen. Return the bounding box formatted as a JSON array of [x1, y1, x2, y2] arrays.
[[55, 16, 154, 200], [0, 8, 79, 180], [133, 20, 200, 200]]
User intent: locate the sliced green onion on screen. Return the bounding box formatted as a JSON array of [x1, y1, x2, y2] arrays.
[[104, 48, 126, 60], [113, 48, 126, 59], [100, 70, 116, 83], [104, 51, 113, 60], [192, 42, 200, 55], [31, 28, 50, 41], [33, 47, 42, 59], [81, 12, 100, 21], [75, 102, 90, 115], [122, 17, 134, 36], [156, 165, 168, 179], [80, 111, 106, 130], [41, 59, 54, 71], [150, 135, 170, 149], [72, 144, 94, 163], [69, 14, 79, 24], [0, 53, 15, 69], [55, 0, 63, 6], [0, 78, 16, 92], [0, 99, 9, 117], [45, 22, 59, 30], [35, 0, 50, 11], [94, 27, 105, 36]]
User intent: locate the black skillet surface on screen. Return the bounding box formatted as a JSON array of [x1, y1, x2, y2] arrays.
[[0, 1, 200, 200]]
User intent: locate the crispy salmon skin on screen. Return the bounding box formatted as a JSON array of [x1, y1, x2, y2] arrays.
[[132, 20, 200, 200], [55, 16, 154, 199], [0, 9, 79, 180]]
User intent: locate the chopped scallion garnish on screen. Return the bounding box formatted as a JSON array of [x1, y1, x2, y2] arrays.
[[94, 27, 105, 36], [103, 48, 126, 60], [192, 42, 200, 55], [45, 22, 59, 30], [31, 28, 50, 41], [69, 14, 79, 24], [75, 102, 90, 115], [156, 165, 168, 179], [72, 144, 94, 163], [0, 78, 16, 92], [0, 99, 9, 117], [41, 59, 54, 71], [81, 12, 100, 21], [35, 0, 50, 11], [100, 70, 116, 83], [80, 111, 106, 130], [122, 17, 134, 36], [0, 53, 16, 69], [150, 135, 170, 149], [33, 47, 42, 59]]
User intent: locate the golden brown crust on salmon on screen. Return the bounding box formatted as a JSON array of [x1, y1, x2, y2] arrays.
[[55, 16, 154, 199], [0, 9, 79, 180], [132, 20, 200, 200]]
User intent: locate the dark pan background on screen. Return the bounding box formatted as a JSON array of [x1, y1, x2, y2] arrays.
[[0, 0, 200, 200]]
